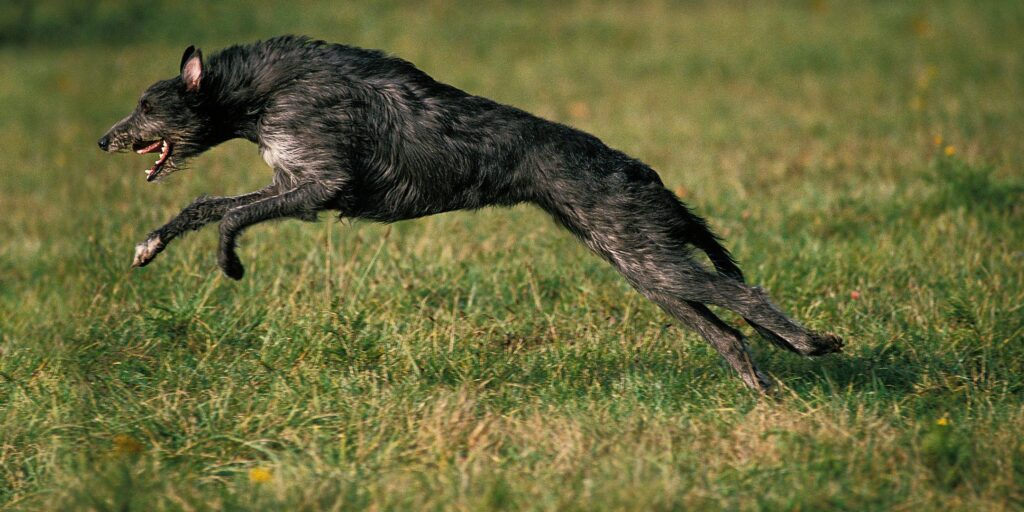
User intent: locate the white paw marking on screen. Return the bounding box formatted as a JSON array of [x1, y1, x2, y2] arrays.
[[132, 236, 162, 267]]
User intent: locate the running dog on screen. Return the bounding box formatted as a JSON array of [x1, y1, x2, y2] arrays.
[[99, 36, 842, 391]]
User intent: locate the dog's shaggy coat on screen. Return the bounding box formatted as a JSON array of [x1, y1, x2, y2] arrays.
[[99, 36, 842, 391]]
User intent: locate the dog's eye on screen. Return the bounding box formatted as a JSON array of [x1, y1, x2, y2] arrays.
[[140, 99, 151, 114]]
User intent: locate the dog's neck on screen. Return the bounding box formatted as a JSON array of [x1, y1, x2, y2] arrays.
[[203, 55, 296, 144], [202, 78, 265, 144]]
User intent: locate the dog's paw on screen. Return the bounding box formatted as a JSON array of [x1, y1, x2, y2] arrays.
[[741, 368, 776, 396], [807, 332, 844, 355], [132, 235, 164, 268], [218, 251, 245, 280]]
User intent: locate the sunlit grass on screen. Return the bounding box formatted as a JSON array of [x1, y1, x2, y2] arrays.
[[1, 1, 1023, 510]]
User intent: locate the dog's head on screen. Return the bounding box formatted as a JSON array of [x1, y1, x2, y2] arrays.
[[98, 46, 218, 181]]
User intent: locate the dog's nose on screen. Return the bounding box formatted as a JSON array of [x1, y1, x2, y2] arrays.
[[97, 136, 110, 151]]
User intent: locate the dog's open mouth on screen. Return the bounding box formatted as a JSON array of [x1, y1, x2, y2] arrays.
[[133, 139, 173, 181]]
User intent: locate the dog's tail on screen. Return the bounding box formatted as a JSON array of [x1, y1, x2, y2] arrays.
[[668, 199, 743, 280], [675, 199, 804, 353]]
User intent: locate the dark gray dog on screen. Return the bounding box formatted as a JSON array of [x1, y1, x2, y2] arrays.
[[99, 36, 842, 391]]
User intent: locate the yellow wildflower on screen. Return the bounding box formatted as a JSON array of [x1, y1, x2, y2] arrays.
[[944, 145, 956, 156], [935, 417, 950, 426], [249, 467, 273, 483], [933, 135, 943, 147]]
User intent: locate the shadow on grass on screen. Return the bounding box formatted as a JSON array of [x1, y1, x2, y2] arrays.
[[767, 343, 923, 398]]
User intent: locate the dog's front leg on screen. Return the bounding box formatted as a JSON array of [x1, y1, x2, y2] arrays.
[[217, 182, 337, 280], [133, 185, 278, 268]]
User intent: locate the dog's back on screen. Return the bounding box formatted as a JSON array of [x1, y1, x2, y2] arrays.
[[225, 37, 615, 222]]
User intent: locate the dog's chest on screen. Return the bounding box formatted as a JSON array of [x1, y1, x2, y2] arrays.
[[260, 141, 287, 170], [259, 135, 304, 186]]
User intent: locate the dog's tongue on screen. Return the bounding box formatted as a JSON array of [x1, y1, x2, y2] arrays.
[[136, 141, 162, 154]]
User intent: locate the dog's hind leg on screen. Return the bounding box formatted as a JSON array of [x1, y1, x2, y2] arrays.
[[541, 174, 840, 371], [622, 180, 841, 357], [217, 182, 338, 280], [665, 268, 843, 357], [690, 235, 827, 353], [622, 249, 842, 358], [649, 293, 774, 392], [644, 181, 830, 354], [591, 245, 781, 391], [133, 184, 279, 268]]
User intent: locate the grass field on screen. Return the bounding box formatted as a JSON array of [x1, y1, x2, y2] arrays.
[[2, 1, 1023, 509]]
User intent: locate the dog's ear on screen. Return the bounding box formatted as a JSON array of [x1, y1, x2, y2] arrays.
[[180, 46, 203, 92]]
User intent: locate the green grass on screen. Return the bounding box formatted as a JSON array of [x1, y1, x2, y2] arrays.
[[2, 1, 1023, 510]]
